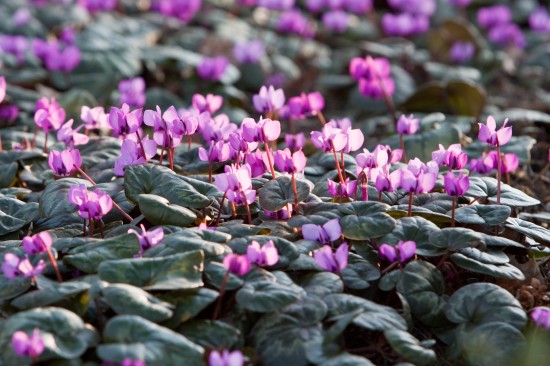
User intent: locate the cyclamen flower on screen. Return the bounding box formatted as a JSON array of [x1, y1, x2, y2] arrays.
[[531, 307, 550, 330], [246, 151, 267, 178], [287, 92, 325, 119], [478, 116, 512, 146], [399, 169, 437, 194], [12, 328, 45, 359], [214, 164, 256, 205], [396, 114, 419, 135], [201, 114, 238, 142], [209, 350, 244, 366], [331, 118, 364, 153], [247, 240, 279, 266], [22, 232, 52, 255], [345, 0, 372, 14], [302, 218, 341, 244], [197, 56, 229, 82], [388, 0, 435, 16], [277, 10, 315, 38], [382, 13, 429, 37], [2, 253, 45, 279], [223, 254, 251, 276], [0, 104, 19, 125], [81, 106, 109, 130], [311, 123, 347, 152], [0, 35, 28, 64], [48, 149, 82, 176], [199, 141, 232, 164], [469, 152, 496, 174], [0, 76, 5, 103], [152, 0, 202, 22], [128, 224, 164, 255], [432, 144, 468, 170], [477, 5, 511, 29], [328, 178, 357, 198], [258, 0, 295, 10], [118, 77, 146, 108], [57, 119, 89, 148], [253, 86, 285, 114], [374, 168, 401, 193], [34, 97, 65, 132], [192, 94, 223, 114], [379, 240, 416, 263], [529, 7, 550, 33], [488, 23, 525, 49], [242, 117, 281, 143], [121, 359, 146, 366], [498, 152, 519, 173], [285, 133, 306, 152], [444, 172, 469, 197], [274, 148, 306, 174], [78, 0, 117, 12], [350, 56, 395, 99], [114, 138, 157, 176], [313, 243, 348, 273], [13, 8, 32, 27], [32, 39, 81, 72], [233, 40, 265, 64], [144, 106, 195, 149], [450, 42, 475, 64], [68, 185, 113, 220], [322, 10, 349, 33], [109, 104, 143, 137]]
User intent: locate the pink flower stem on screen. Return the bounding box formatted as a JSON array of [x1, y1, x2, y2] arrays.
[[340, 151, 347, 180], [43, 131, 49, 153], [399, 134, 407, 162], [215, 191, 227, 226], [291, 173, 299, 214], [168, 148, 174, 171], [330, 143, 345, 185], [263, 142, 276, 180], [158, 147, 164, 165], [378, 191, 382, 203], [380, 261, 399, 275], [82, 219, 86, 237], [74, 166, 134, 222], [89, 219, 95, 238], [135, 131, 146, 160], [187, 135, 192, 151], [99, 220, 105, 239], [496, 144, 502, 205], [240, 191, 252, 224], [0, 134, 3, 152], [45, 247, 63, 283], [408, 192, 413, 217], [316, 111, 327, 126], [212, 271, 230, 320], [451, 196, 456, 228], [361, 174, 368, 201], [208, 161, 213, 183]]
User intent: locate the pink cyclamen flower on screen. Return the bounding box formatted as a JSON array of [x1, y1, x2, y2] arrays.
[[382, 13, 429, 37], [322, 10, 349, 33], [192, 94, 223, 114], [328, 178, 357, 198], [114, 137, 157, 176], [118, 77, 146, 108], [477, 5, 511, 29], [331, 118, 364, 153], [258, 0, 295, 10], [274, 148, 307, 174], [209, 349, 244, 366], [121, 358, 147, 366], [201, 114, 238, 142], [247, 240, 279, 266], [152, 0, 202, 22], [241, 117, 281, 143], [374, 167, 402, 193], [12, 328, 45, 358], [530, 7, 550, 33], [488, 23, 525, 49], [34, 97, 65, 132], [444, 172, 470, 197], [199, 140, 232, 164], [57, 119, 89, 148], [378, 240, 416, 263], [388, 0, 435, 16], [399, 169, 437, 194], [233, 39, 265, 64], [450, 42, 475, 64], [48, 148, 82, 176], [310, 123, 347, 152], [197, 56, 229, 82], [2, 253, 46, 279], [313, 243, 348, 273], [285, 133, 306, 152], [109, 104, 143, 137], [302, 218, 341, 244], [223, 254, 251, 276], [0, 76, 5, 103], [78, 0, 117, 12], [531, 307, 550, 330], [214, 164, 256, 205], [81, 106, 109, 130], [22, 232, 52, 255], [469, 152, 496, 175], [448, 0, 470, 7], [287, 92, 325, 119], [128, 224, 164, 255], [245, 151, 267, 178], [396, 114, 419, 135], [68, 185, 113, 220], [277, 10, 315, 38], [253, 86, 286, 114], [478, 116, 512, 146]]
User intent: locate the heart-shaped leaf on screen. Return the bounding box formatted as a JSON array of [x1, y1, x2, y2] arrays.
[[259, 175, 311, 212]]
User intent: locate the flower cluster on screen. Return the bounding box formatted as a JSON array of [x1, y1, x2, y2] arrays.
[[382, 0, 435, 37], [477, 5, 525, 49], [349, 56, 395, 100]]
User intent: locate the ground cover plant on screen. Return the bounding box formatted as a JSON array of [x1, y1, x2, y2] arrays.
[[1, 0, 550, 365]]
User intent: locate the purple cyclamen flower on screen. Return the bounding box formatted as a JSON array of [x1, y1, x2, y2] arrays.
[[285, 133, 306, 152], [356, 145, 401, 178], [488, 23, 525, 49], [2, 253, 46, 280], [529, 7, 550, 33], [531, 307, 550, 330], [444, 172, 469, 196], [0, 76, 5, 103], [432, 144, 468, 170], [57, 119, 89, 148], [68, 185, 113, 220], [477, 5, 511, 29], [201, 114, 238, 142], [81, 106, 109, 130], [478, 115, 512, 146], [247, 151, 268, 178], [277, 10, 315, 38], [379, 240, 416, 263], [396, 114, 419, 135], [469, 152, 496, 175], [313, 243, 348, 273], [209, 349, 244, 366], [0, 104, 19, 125], [144, 106, 197, 149], [374, 167, 401, 193], [233, 40, 265, 64], [399, 168, 437, 194], [118, 77, 146, 108], [12, 328, 45, 358], [382, 13, 429, 37], [223, 254, 251, 276], [310, 123, 347, 152], [350, 56, 395, 99], [274, 148, 307, 174], [22, 232, 53, 255], [114, 137, 157, 176], [328, 178, 357, 198], [121, 358, 147, 366], [345, 0, 372, 14], [322, 10, 349, 33], [0, 35, 28, 64], [192, 94, 223, 114], [34, 97, 65, 133], [302, 218, 341, 244], [128, 224, 164, 255], [331, 118, 364, 153], [199, 140, 232, 164], [197, 56, 229, 82], [32, 39, 81, 72], [388, 0, 435, 16], [13, 8, 32, 27], [450, 42, 475, 64], [214, 164, 256, 205], [241, 117, 281, 143], [258, 0, 295, 10], [109, 104, 143, 137], [152, 0, 202, 22], [247, 240, 279, 266], [499, 152, 519, 173], [253, 86, 286, 114], [77, 0, 117, 12], [287, 92, 325, 119], [48, 149, 82, 176]]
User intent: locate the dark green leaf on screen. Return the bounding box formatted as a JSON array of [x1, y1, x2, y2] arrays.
[[381, 217, 443, 257], [177, 320, 240, 349], [454, 205, 511, 226], [236, 270, 302, 312], [429, 227, 485, 251], [384, 330, 437, 366], [259, 176, 311, 212], [39, 178, 92, 218], [138, 194, 197, 227], [450, 253, 525, 280]]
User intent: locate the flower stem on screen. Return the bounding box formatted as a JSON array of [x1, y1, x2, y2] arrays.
[[291, 173, 299, 214], [340, 151, 347, 180], [43, 132, 48, 153], [316, 111, 327, 126], [331, 143, 345, 184], [135, 131, 146, 160], [208, 161, 213, 184], [407, 192, 413, 217], [496, 144, 502, 205], [82, 218, 86, 237], [45, 247, 63, 283], [89, 219, 95, 238], [361, 174, 368, 201], [378, 191, 382, 202], [380, 261, 399, 275], [212, 271, 229, 320], [74, 166, 134, 222], [264, 141, 276, 179], [451, 196, 456, 228], [215, 191, 227, 226], [240, 191, 252, 224]]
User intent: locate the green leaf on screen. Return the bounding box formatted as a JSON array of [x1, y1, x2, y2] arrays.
[[465, 177, 540, 207], [384, 330, 437, 366], [259, 176, 311, 212], [98, 251, 204, 291], [340, 212, 396, 240], [320, 354, 375, 366], [236, 270, 302, 312], [450, 253, 525, 280], [505, 218, 550, 245], [429, 227, 486, 251], [340, 253, 380, 290], [0, 195, 39, 235], [0, 275, 32, 303], [39, 178, 92, 218], [396, 261, 449, 328], [445, 283, 527, 330], [102, 284, 174, 323], [97, 315, 204, 366], [324, 293, 407, 332], [157, 288, 218, 328], [204, 261, 244, 291], [63, 234, 140, 273], [381, 217, 443, 257], [0, 162, 17, 188], [177, 320, 240, 349], [124, 164, 220, 209], [138, 194, 197, 227], [0, 307, 97, 363], [299, 272, 344, 298], [454, 205, 511, 226]]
